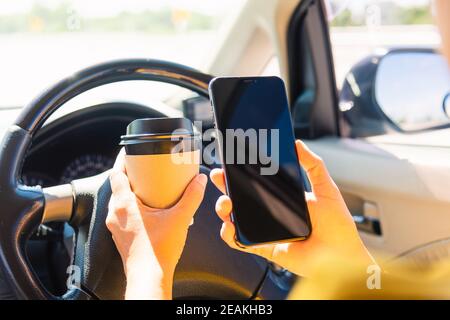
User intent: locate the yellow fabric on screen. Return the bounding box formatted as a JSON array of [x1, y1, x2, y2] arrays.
[[288, 254, 450, 300]]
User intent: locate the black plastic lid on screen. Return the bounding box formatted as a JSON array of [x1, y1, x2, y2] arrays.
[[126, 117, 193, 137], [120, 117, 195, 145]]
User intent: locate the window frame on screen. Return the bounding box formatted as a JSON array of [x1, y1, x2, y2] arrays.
[[287, 0, 344, 139]]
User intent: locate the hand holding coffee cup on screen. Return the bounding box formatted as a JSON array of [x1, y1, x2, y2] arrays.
[[120, 118, 201, 209], [107, 137, 206, 299]]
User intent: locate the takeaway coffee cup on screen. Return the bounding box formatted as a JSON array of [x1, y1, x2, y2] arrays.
[[120, 117, 201, 208]]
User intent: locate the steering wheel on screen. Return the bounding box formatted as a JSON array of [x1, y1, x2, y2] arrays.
[[0, 59, 269, 300]]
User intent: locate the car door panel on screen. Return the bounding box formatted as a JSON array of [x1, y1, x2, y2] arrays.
[[306, 137, 450, 259]]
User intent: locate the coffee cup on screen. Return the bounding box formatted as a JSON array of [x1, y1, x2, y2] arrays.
[[120, 117, 200, 208]]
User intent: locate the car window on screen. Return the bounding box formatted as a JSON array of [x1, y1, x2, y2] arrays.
[[0, 0, 245, 108], [327, 0, 441, 89], [326, 0, 450, 133]]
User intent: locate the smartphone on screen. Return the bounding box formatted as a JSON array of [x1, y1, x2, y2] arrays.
[[209, 76, 311, 247]]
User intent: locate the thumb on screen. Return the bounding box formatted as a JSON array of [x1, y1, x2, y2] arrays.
[[295, 140, 339, 198], [171, 174, 207, 220]]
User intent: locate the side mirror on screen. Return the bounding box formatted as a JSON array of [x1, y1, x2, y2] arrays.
[[340, 49, 450, 136], [443, 92, 450, 118]]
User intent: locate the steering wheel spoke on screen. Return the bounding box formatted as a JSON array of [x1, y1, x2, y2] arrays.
[[42, 184, 73, 223]]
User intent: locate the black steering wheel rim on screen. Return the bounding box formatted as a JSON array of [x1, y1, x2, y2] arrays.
[[0, 59, 247, 299], [17, 59, 212, 135]]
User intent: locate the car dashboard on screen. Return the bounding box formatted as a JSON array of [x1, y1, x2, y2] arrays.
[[21, 102, 168, 188]]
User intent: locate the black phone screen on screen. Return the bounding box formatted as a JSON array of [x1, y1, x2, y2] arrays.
[[209, 76, 311, 246]]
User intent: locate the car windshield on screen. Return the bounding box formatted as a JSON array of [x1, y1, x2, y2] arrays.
[[0, 0, 244, 108]]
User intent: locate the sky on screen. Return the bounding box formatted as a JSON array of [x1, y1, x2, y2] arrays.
[[0, 0, 433, 16], [0, 0, 245, 16]]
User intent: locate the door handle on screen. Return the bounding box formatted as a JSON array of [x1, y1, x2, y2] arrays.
[[342, 192, 382, 236], [353, 200, 382, 235], [352, 215, 382, 235]]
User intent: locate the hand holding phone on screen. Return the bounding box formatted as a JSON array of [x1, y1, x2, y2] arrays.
[[210, 140, 375, 278], [209, 76, 311, 246]]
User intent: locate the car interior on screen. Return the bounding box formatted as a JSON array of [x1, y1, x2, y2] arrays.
[[0, 0, 449, 300]]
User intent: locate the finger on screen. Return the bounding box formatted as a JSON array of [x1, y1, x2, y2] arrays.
[[172, 174, 207, 219], [110, 150, 134, 200], [219, 221, 278, 260], [215, 195, 232, 222], [220, 221, 278, 261], [295, 140, 325, 173], [105, 198, 116, 231], [113, 148, 127, 173], [295, 140, 339, 197], [210, 168, 227, 194], [108, 196, 115, 211], [295, 140, 331, 182], [220, 221, 241, 251]]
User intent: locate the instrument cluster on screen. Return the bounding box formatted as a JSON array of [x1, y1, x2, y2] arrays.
[[22, 153, 114, 187]]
